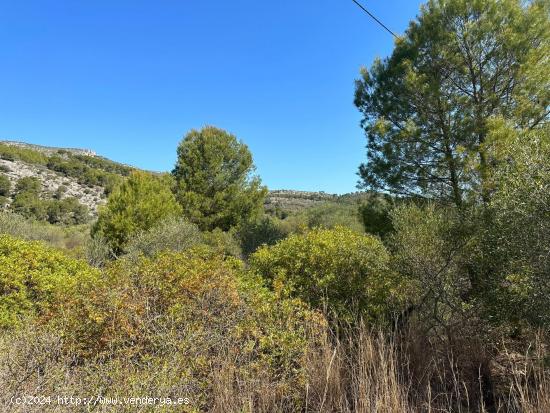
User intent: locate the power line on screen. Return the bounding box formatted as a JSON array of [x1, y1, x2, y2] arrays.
[[351, 0, 398, 39]]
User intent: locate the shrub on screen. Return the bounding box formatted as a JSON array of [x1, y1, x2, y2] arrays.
[[54, 185, 67, 200], [0, 144, 48, 165], [202, 228, 242, 258], [10, 192, 47, 220], [478, 123, 550, 328], [84, 233, 114, 267], [297, 202, 365, 233], [14, 176, 41, 195], [92, 171, 182, 253], [125, 216, 202, 259], [250, 226, 402, 323], [389, 204, 477, 336], [0, 235, 100, 329], [52, 247, 324, 408], [359, 194, 395, 238], [236, 215, 288, 257], [0, 175, 10, 197]]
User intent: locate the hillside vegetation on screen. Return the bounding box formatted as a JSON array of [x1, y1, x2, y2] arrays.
[[1, 1, 549, 412]]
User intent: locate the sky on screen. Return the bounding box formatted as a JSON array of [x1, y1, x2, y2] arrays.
[[0, 0, 424, 194]]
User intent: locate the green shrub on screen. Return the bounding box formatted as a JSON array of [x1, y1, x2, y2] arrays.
[[83, 233, 113, 267], [0, 144, 48, 165], [10, 192, 47, 220], [236, 215, 288, 256], [125, 216, 202, 259], [0, 175, 10, 197], [15, 176, 41, 195], [0, 211, 89, 251], [478, 123, 550, 328], [250, 226, 402, 323], [359, 194, 395, 238], [92, 171, 182, 253], [54, 185, 67, 199], [45, 197, 89, 225], [295, 202, 365, 233], [389, 204, 472, 332], [0, 235, 100, 329], [201, 228, 242, 258]]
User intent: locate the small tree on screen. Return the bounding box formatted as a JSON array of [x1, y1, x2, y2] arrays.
[[92, 171, 182, 253], [173, 126, 267, 231]]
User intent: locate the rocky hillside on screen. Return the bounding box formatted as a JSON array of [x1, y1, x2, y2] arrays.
[[0, 141, 133, 220], [0, 158, 105, 213]]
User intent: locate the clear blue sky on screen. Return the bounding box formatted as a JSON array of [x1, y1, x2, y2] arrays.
[[0, 0, 424, 194]]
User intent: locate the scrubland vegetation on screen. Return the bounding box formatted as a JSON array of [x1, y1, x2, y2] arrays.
[[1, 0, 549, 411]]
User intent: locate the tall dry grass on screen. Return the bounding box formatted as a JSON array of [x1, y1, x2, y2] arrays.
[[1, 321, 549, 412]]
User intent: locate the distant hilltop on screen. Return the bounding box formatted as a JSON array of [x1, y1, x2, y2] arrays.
[[0, 140, 97, 157]]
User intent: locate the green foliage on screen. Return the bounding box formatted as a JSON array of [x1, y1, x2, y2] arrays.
[[125, 216, 202, 259], [477, 123, 550, 327], [355, 0, 549, 207], [359, 194, 395, 238], [0, 211, 89, 251], [9, 177, 89, 225], [173, 126, 267, 231], [0, 144, 130, 197], [45, 247, 324, 408], [0, 235, 100, 329], [0, 144, 48, 165], [236, 214, 289, 257], [45, 197, 89, 225], [46, 155, 125, 194], [15, 176, 41, 195], [53, 185, 67, 200], [0, 175, 10, 197], [390, 204, 472, 329], [201, 228, 243, 258], [290, 202, 365, 234], [92, 171, 182, 253], [10, 191, 47, 220], [250, 226, 401, 323]]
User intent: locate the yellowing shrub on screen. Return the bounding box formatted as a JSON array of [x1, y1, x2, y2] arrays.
[[249, 226, 403, 323], [0, 235, 100, 329], [53, 246, 324, 409]]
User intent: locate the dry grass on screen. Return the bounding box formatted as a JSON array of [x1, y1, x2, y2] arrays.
[[1, 321, 549, 412]]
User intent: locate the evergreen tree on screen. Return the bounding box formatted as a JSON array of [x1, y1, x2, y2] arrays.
[[355, 0, 549, 208], [173, 126, 267, 231]]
